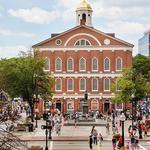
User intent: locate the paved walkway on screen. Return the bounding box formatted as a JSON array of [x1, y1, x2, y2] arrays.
[[13, 117, 150, 141]]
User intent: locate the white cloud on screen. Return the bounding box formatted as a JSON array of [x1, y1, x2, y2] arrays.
[[99, 21, 150, 56], [8, 7, 60, 24], [97, 0, 150, 8], [57, 0, 150, 23], [0, 45, 31, 58], [0, 29, 35, 37], [92, 1, 150, 22], [101, 21, 148, 36]]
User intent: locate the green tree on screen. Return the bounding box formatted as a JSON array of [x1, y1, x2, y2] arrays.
[[133, 54, 150, 81], [0, 53, 54, 120], [112, 68, 146, 103]]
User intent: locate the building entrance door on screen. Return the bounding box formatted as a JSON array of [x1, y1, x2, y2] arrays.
[[83, 105, 88, 114], [56, 102, 61, 112], [104, 103, 110, 112]]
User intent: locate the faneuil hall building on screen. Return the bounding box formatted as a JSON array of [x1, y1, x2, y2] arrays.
[[32, 0, 133, 114]]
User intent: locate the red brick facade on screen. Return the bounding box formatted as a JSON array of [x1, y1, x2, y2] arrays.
[[33, 3, 133, 114]]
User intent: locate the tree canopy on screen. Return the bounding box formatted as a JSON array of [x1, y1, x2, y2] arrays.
[[112, 54, 150, 104], [0, 53, 54, 103]]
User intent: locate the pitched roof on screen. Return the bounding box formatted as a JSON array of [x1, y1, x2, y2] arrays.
[[32, 25, 134, 48]]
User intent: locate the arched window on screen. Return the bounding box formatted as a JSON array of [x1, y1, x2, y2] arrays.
[[75, 39, 91, 46], [67, 101, 74, 111], [44, 57, 50, 71], [82, 13, 86, 21], [91, 100, 99, 110], [67, 57, 74, 72], [104, 78, 110, 91], [80, 78, 86, 91], [67, 78, 74, 91], [55, 78, 62, 91], [92, 78, 98, 91], [55, 57, 62, 72], [79, 57, 86, 71], [104, 57, 110, 71], [116, 57, 122, 71], [92, 57, 98, 71]]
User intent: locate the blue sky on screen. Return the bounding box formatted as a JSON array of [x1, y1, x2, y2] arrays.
[[0, 0, 150, 58]]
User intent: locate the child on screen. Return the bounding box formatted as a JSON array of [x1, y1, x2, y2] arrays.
[[98, 133, 103, 146], [126, 141, 130, 150]]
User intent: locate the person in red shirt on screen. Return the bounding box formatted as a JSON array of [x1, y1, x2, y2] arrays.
[[118, 136, 122, 149]]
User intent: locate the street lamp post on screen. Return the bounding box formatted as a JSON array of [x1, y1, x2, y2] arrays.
[[131, 93, 135, 128], [42, 111, 52, 150], [48, 101, 52, 139], [120, 112, 126, 150], [34, 94, 40, 128], [145, 93, 149, 119]]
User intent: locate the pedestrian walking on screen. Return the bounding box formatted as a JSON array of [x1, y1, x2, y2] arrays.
[[98, 133, 103, 147], [117, 136, 122, 149], [131, 136, 135, 150], [112, 136, 117, 150], [91, 126, 98, 145], [143, 124, 148, 137], [74, 117, 77, 128], [106, 123, 110, 135], [135, 137, 139, 150], [93, 128, 98, 145], [89, 134, 93, 150]]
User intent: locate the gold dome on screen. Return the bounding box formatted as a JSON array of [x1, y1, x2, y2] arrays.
[[77, 0, 92, 11]]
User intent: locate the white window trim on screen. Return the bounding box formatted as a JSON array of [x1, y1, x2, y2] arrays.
[[92, 57, 98, 72], [115, 103, 123, 111], [116, 57, 122, 72], [79, 78, 86, 91], [55, 57, 62, 72], [67, 57, 74, 72], [67, 100, 74, 111], [103, 78, 110, 91], [55, 78, 62, 91], [92, 78, 98, 91], [44, 57, 50, 71], [67, 78, 74, 92], [74, 38, 91, 46], [91, 99, 99, 110], [79, 57, 86, 72], [104, 57, 110, 72]]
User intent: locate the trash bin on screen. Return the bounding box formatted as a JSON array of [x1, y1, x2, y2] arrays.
[[28, 123, 33, 132]]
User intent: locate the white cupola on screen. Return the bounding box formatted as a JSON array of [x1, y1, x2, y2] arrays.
[[76, 0, 93, 27]]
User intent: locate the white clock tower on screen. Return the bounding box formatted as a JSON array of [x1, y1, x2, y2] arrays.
[[76, 0, 93, 27]]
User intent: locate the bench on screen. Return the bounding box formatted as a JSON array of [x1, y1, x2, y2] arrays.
[[14, 124, 27, 132]]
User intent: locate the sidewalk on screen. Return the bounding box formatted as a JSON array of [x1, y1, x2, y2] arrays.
[[13, 118, 150, 142]]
